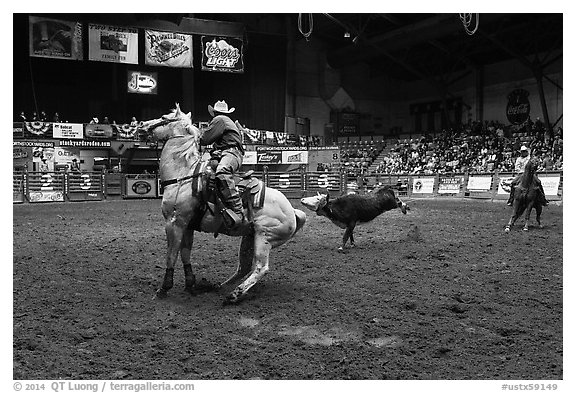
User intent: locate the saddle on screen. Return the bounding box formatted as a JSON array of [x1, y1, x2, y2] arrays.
[[187, 158, 266, 232]]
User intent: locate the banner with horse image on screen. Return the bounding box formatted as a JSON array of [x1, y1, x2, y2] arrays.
[[497, 176, 516, 195], [24, 121, 53, 138], [539, 176, 561, 196], [88, 24, 138, 64], [29, 16, 83, 60], [201, 35, 244, 73], [145, 29, 193, 68], [497, 174, 560, 196]]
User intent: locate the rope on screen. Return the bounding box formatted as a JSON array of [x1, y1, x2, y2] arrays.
[[298, 13, 313, 41], [459, 13, 479, 35]]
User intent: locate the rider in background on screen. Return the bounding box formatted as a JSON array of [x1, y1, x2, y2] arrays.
[[200, 100, 249, 231], [506, 145, 548, 206]]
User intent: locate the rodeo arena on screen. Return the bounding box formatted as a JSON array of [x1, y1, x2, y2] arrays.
[[10, 9, 569, 391]]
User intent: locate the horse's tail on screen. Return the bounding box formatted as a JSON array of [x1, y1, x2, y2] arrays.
[[294, 209, 307, 235]]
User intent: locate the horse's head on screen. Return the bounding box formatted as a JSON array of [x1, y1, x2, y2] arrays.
[[138, 103, 200, 142], [525, 158, 539, 175]]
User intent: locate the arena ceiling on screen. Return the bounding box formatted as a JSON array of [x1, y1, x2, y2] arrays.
[[199, 13, 563, 82], [31, 13, 563, 83]]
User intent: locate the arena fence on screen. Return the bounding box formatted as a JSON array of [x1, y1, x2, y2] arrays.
[[13, 168, 563, 203]]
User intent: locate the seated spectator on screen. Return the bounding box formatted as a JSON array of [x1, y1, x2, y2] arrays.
[[90, 116, 99, 124], [101, 116, 110, 124], [39, 111, 47, 122], [53, 112, 60, 123], [70, 158, 80, 172], [18, 111, 26, 122], [130, 116, 138, 127]]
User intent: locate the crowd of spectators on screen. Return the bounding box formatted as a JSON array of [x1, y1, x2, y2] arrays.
[[340, 142, 384, 173], [372, 119, 562, 175]]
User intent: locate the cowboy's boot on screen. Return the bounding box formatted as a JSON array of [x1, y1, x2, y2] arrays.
[[215, 175, 250, 231]]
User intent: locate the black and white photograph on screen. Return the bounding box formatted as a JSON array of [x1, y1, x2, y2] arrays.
[[9, 2, 570, 391]]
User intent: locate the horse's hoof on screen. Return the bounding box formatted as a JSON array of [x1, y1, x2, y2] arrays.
[[155, 288, 168, 299], [504, 227, 510, 232], [223, 293, 241, 306], [522, 227, 529, 232], [337, 247, 345, 253]]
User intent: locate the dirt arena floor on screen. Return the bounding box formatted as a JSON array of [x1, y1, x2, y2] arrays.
[[13, 197, 563, 380]]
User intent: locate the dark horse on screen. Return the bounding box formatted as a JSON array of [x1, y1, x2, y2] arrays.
[[505, 158, 546, 232]]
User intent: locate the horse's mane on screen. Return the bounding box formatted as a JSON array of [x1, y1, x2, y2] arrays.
[[168, 123, 203, 164]]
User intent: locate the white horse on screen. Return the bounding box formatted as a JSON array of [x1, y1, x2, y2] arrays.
[[139, 104, 307, 303]]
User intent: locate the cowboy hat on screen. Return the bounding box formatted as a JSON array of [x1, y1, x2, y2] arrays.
[[208, 100, 235, 117], [520, 145, 528, 151]]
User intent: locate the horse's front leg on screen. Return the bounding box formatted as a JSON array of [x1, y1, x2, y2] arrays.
[[505, 202, 521, 232], [156, 220, 186, 298], [523, 203, 534, 231], [180, 228, 196, 293]]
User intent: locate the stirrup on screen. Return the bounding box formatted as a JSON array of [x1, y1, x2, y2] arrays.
[[221, 208, 248, 230]]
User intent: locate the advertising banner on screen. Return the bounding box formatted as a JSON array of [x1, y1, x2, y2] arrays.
[[145, 30, 193, 67], [27, 173, 65, 203], [243, 151, 257, 165], [24, 122, 53, 138], [13, 123, 24, 138], [125, 177, 158, 198], [52, 123, 83, 139], [338, 112, 360, 135], [497, 176, 516, 195], [282, 150, 308, 164], [201, 36, 244, 73], [13, 141, 55, 148], [29, 16, 83, 60], [257, 151, 282, 164], [59, 140, 111, 149], [256, 148, 282, 164], [89, 24, 138, 64], [467, 175, 493, 191], [438, 177, 464, 194], [242, 128, 264, 144], [127, 70, 158, 95], [13, 146, 31, 161], [84, 124, 114, 139], [54, 147, 80, 165], [412, 177, 435, 194], [540, 176, 561, 196]]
